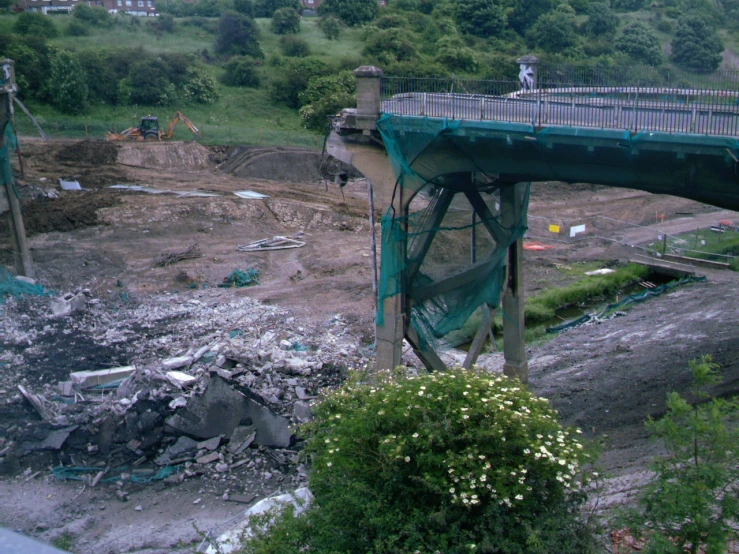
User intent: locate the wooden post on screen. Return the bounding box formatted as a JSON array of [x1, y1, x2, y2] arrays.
[[0, 61, 33, 278]]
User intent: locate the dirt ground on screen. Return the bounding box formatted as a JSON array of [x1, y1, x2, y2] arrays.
[[1, 137, 738, 553]]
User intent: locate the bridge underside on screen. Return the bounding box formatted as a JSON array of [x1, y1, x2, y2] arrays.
[[358, 115, 739, 378], [378, 115, 739, 211]]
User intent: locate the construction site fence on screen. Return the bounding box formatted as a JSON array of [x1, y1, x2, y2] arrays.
[[527, 214, 738, 264], [13, 116, 322, 149], [381, 64, 739, 136]]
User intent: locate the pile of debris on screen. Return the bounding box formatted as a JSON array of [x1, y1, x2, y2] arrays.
[[0, 285, 370, 496]]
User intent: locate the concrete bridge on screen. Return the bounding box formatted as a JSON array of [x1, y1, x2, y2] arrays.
[[328, 57, 739, 382]]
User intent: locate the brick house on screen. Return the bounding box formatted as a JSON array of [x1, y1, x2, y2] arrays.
[[16, 0, 157, 15]]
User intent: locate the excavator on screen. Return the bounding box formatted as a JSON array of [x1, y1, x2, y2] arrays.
[[106, 111, 200, 142]]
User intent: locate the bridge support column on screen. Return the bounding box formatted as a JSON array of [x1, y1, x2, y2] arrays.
[[501, 183, 529, 383]]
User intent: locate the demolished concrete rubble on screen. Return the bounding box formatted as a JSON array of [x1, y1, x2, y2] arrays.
[[0, 286, 372, 498]]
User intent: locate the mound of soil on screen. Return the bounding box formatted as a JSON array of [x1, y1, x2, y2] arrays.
[[221, 145, 361, 183], [11, 191, 119, 236], [116, 142, 213, 170], [56, 140, 118, 166]]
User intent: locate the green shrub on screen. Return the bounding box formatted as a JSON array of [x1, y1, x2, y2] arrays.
[[66, 20, 90, 37], [14, 12, 58, 38], [270, 57, 331, 108], [241, 367, 596, 553], [220, 56, 262, 87], [279, 35, 310, 57], [298, 70, 355, 131], [183, 67, 220, 104], [72, 4, 113, 27], [271, 7, 300, 34], [622, 356, 739, 553], [215, 11, 264, 58], [49, 51, 88, 115], [150, 13, 176, 34], [318, 0, 378, 26], [318, 15, 341, 40]]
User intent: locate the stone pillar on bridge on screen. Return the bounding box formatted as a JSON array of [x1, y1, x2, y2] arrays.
[[354, 65, 383, 132], [516, 55, 539, 92]]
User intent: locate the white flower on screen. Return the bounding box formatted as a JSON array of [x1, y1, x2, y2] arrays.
[[405, 456, 411, 462], [412, 433, 419, 438], [515, 494, 523, 501]]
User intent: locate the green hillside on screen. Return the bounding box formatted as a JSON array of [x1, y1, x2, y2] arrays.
[[0, 0, 736, 146]]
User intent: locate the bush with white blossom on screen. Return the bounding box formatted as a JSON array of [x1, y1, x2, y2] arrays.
[[241, 367, 597, 554]]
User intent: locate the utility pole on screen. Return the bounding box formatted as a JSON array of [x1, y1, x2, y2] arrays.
[[0, 60, 34, 278]]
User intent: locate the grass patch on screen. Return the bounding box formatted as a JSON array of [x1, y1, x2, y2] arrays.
[[664, 228, 739, 269], [524, 262, 650, 326]]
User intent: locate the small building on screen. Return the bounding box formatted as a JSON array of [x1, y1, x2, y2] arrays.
[[16, 0, 157, 16]]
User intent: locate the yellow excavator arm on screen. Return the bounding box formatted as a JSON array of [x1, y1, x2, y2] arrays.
[[163, 111, 200, 141]]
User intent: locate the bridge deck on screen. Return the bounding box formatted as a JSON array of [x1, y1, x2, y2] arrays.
[[382, 91, 739, 137]]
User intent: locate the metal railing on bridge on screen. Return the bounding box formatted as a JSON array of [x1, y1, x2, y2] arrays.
[[380, 64, 739, 136]]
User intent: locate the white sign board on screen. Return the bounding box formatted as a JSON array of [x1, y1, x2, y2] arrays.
[[569, 224, 586, 237]]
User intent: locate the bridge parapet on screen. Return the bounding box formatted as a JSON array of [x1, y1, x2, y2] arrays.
[[371, 60, 739, 137]]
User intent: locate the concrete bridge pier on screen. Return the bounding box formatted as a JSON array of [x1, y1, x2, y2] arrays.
[[328, 65, 530, 381]]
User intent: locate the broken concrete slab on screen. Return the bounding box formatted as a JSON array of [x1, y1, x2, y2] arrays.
[[70, 366, 136, 389], [168, 436, 198, 457], [164, 376, 292, 446], [166, 370, 197, 388], [50, 292, 86, 318], [293, 401, 312, 423], [227, 426, 256, 455], [165, 376, 251, 440], [196, 452, 220, 465], [197, 436, 221, 451], [226, 493, 256, 505], [162, 356, 193, 371], [29, 425, 78, 451]]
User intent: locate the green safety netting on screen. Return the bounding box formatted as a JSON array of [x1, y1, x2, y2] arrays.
[[376, 115, 530, 349], [53, 464, 183, 484], [546, 275, 707, 333], [0, 266, 51, 304]]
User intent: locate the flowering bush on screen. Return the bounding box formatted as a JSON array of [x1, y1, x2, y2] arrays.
[[242, 367, 597, 553]]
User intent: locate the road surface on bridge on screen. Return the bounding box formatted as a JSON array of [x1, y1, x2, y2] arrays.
[[382, 92, 739, 136]]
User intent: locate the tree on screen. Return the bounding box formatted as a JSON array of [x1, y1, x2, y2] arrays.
[[527, 5, 578, 52], [183, 67, 219, 104], [254, 0, 301, 18], [319, 15, 341, 40], [14, 11, 58, 38], [125, 58, 176, 105], [671, 16, 723, 71], [508, 0, 556, 34], [151, 13, 176, 34], [435, 36, 479, 72], [241, 368, 597, 553], [585, 1, 618, 36], [233, 0, 254, 16], [318, 0, 378, 27], [623, 356, 739, 554], [615, 21, 663, 66], [611, 0, 644, 11], [363, 28, 419, 65], [72, 4, 113, 26], [270, 57, 330, 108], [271, 7, 301, 34], [78, 50, 121, 105], [49, 51, 88, 115], [215, 11, 264, 59], [298, 70, 356, 131], [455, 0, 507, 38], [220, 56, 262, 87]]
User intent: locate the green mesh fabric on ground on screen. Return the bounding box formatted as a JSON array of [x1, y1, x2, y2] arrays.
[[0, 266, 51, 304], [375, 115, 530, 349]]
